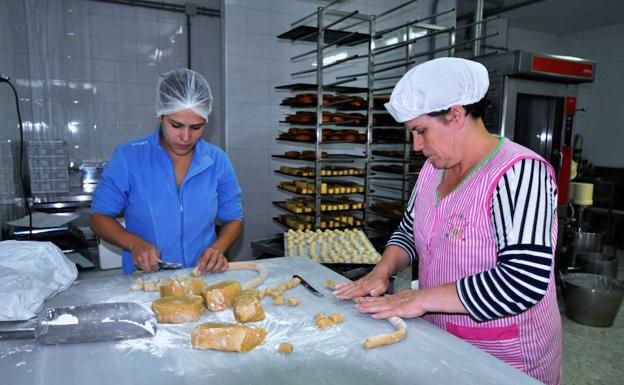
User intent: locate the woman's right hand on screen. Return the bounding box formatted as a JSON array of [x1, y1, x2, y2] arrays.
[[334, 269, 391, 300], [130, 239, 160, 272]]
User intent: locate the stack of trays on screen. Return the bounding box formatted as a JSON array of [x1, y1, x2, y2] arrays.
[[0, 141, 16, 198], [26, 140, 69, 195]]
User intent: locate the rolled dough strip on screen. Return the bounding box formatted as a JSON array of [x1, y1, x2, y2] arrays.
[[193, 262, 268, 290], [227, 262, 269, 290], [322, 279, 408, 349], [363, 317, 407, 349]]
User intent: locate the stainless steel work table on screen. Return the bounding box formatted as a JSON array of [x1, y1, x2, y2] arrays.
[[1, 257, 542, 385]]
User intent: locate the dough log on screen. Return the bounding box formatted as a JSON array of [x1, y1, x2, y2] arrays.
[[152, 295, 204, 324], [191, 322, 267, 352]]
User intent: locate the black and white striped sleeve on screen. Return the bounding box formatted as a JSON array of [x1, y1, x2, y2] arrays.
[[457, 159, 557, 322], [385, 186, 418, 264]]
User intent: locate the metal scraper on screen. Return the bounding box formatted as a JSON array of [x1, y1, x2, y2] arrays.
[[0, 302, 157, 345]]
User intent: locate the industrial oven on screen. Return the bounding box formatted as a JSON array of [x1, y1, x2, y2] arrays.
[[473, 50, 595, 202]]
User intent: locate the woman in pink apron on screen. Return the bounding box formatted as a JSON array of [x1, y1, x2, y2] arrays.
[[335, 57, 562, 385]]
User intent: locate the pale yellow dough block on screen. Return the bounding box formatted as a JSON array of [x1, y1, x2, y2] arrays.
[[278, 342, 294, 353], [273, 296, 285, 306], [191, 322, 267, 352], [329, 313, 344, 324], [160, 278, 205, 297], [202, 280, 241, 311], [287, 297, 300, 307], [152, 295, 204, 324], [234, 293, 265, 323]]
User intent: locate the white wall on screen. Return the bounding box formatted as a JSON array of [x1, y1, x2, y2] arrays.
[[504, 23, 624, 168], [0, 0, 222, 162]]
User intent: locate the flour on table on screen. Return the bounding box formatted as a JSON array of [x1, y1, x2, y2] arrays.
[[44, 313, 79, 325]]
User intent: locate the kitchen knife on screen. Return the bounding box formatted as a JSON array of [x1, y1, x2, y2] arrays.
[[293, 274, 324, 297], [158, 260, 182, 270]]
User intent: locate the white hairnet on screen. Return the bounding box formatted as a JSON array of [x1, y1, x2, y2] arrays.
[[385, 57, 489, 123], [155, 68, 213, 120]]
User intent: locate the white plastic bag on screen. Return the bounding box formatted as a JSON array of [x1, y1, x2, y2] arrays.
[[0, 240, 78, 321]]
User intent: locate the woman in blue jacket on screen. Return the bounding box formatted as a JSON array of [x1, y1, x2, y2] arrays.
[[90, 69, 243, 275]]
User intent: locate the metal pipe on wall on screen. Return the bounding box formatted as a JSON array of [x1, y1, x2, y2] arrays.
[[473, 0, 484, 57], [90, 0, 220, 69]]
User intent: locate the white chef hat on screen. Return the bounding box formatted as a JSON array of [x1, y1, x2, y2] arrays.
[[156, 68, 213, 121], [384, 57, 489, 123]]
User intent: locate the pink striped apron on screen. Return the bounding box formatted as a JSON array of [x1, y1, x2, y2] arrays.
[[413, 139, 562, 385]]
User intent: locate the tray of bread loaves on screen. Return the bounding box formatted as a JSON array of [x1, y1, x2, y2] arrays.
[[284, 228, 382, 264]]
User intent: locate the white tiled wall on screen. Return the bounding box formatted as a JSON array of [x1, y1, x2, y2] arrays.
[[505, 23, 624, 168], [223, 0, 455, 260], [0, 0, 223, 163]]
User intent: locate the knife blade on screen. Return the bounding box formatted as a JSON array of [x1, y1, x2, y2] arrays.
[[293, 275, 324, 297], [158, 260, 182, 270]]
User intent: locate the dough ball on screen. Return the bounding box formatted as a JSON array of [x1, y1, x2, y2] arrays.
[[129, 283, 143, 291], [191, 322, 267, 352], [329, 313, 344, 324], [315, 317, 334, 329], [202, 280, 241, 311], [323, 279, 337, 290], [278, 342, 294, 353], [287, 297, 300, 307], [314, 312, 326, 321], [152, 295, 204, 324], [273, 296, 285, 306]]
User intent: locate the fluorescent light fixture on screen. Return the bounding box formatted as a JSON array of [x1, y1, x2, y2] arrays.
[[312, 52, 348, 67]]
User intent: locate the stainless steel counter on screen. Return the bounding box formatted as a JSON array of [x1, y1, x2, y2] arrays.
[[0, 257, 542, 385]]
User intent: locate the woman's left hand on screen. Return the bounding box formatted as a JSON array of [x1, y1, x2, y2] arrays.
[[355, 289, 427, 319], [195, 246, 229, 274]]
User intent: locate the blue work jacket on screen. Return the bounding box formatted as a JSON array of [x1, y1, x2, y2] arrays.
[[91, 129, 243, 274]]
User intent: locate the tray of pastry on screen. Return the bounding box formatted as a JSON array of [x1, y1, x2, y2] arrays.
[[370, 200, 404, 220], [282, 111, 375, 126], [273, 151, 366, 162], [372, 113, 401, 127], [275, 165, 365, 178], [275, 197, 364, 214], [281, 94, 367, 110], [277, 127, 366, 143], [275, 214, 363, 231], [275, 83, 368, 93], [371, 128, 406, 143], [278, 180, 365, 195], [284, 228, 381, 264], [371, 164, 419, 175]]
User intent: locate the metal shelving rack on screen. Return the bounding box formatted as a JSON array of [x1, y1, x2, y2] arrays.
[[274, 1, 375, 231], [273, 1, 486, 236]]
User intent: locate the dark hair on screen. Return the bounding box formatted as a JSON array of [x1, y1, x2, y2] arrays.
[[427, 96, 489, 119]]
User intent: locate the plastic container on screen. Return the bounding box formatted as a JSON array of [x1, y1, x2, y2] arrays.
[[577, 252, 619, 279], [26, 140, 67, 157], [30, 179, 69, 194], [562, 273, 624, 327], [28, 155, 68, 170]]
